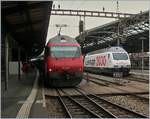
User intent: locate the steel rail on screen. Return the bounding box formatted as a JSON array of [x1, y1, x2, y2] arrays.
[[95, 92, 149, 96], [56, 89, 72, 118], [108, 84, 149, 102], [61, 89, 116, 118], [73, 89, 117, 118], [125, 76, 149, 83], [86, 74, 149, 101], [85, 74, 123, 85], [58, 89, 101, 118], [88, 77, 149, 102], [128, 93, 149, 102], [88, 79, 108, 86], [76, 88, 148, 118]]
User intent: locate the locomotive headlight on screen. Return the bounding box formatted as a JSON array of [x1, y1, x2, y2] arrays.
[[49, 68, 52, 72]]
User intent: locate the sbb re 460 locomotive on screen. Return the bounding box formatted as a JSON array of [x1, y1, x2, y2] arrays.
[[44, 35, 83, 87], [84, 46, 131, 77]]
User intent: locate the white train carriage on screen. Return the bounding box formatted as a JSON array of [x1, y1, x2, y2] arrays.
[[84, 46, 131, 76]]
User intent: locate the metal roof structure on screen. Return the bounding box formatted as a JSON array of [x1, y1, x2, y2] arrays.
[[2, 1, 53, 58], [76, 11, 149, 54], [87, 46, 127, 55], [51, 9, 134, 18]]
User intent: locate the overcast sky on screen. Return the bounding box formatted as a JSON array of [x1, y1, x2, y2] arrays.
[[46, 0, 149, 43]]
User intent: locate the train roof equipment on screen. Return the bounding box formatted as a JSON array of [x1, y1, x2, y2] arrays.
[[87, 46, 127, 56], [47, 35, 79, 44]]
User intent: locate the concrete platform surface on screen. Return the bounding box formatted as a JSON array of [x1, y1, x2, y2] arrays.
[[1, 70, 36, 118], [29, 75, 49, 118]]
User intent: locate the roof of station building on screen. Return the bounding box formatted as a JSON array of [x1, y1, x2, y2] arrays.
[[2, 1, 53, 57], [76, 11, 149, 54]]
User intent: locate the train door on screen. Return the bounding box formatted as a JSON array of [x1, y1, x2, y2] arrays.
[[107, 53, 113, 68]]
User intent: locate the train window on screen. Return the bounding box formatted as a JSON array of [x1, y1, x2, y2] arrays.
[[50, 46, 81, 58], [113, 53, 128, 60]]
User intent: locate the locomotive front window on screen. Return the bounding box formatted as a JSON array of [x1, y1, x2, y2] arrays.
[[113, 53, 128, 60], [50, 46, 81, 58]]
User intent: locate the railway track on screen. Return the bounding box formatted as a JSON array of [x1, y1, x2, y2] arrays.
[[124, 76, 149, 83], [91, 78, 149, 101], [75, 88, 148, 118], [136, 94, 149, 99], [109, 84, 149, 102], [47, 88, 147, 118], [85, 74, 123, 86], [56, 89, 115, 118], [86, 75, 149, 101], [56, 90, 99, 118], [45, 96, 68, 118], [96, 93, 149, 102], [99, 94, 149, 117], [84, 72, 149, 85], [88, 78, 108, 86], [45, 87, 148, 118]]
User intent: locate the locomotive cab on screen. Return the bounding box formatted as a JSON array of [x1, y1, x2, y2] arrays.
[[44, 35, 83, 87], [110, 52, 131, 76]]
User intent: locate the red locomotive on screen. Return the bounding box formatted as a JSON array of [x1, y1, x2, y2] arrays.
[[44, 35, 83, 87]]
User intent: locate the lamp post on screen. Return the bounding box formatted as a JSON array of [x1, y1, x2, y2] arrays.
[[116, 1, 120, 46], [140, 37, 145, 72]]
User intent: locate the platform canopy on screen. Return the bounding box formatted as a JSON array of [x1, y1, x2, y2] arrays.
[[76, 11, 149, 54], [2, 1, 53, 58]]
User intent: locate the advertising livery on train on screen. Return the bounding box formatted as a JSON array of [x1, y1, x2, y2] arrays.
[[84, 46, 131, 76], [44, 35, 83, 87]]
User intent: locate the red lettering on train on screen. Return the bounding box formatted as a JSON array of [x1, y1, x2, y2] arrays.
[[96, 56, 106, 67]]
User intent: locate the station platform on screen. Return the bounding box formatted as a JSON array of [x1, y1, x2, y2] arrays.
[[1, 68, 50, 118], [1, 69, 37, 118], [28, 74, 49, 118]]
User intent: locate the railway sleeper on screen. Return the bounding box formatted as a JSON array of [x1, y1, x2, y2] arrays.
[[77, 89, 148, 118], [57, 89, 101, 118]]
